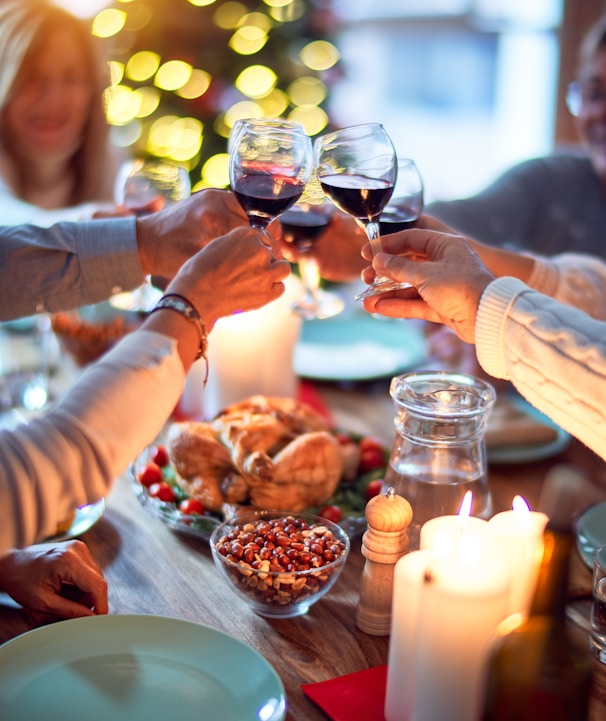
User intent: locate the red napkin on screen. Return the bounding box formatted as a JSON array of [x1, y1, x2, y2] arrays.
[[301, 665, 387, 721], [297, 379, 335, 427]]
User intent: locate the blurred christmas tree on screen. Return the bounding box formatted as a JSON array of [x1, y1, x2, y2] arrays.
[[93, 0, 342, 191]]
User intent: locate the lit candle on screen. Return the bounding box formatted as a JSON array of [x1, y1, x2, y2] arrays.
[[386, 524, 509, 721], [201, 275, 303, 418], [419, 492, 496, 561], [487, 495, 548, 615]]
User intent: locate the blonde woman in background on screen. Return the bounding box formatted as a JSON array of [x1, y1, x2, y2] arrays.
[[0, 0, 120, 226]]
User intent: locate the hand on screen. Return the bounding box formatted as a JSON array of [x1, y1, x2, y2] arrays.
[[0, 540, 108, 625], [136, 189, 249, 280], [162, 225, 291, 332], [360, 229, 495, 343]]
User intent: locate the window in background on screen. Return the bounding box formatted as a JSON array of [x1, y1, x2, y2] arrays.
[[328, 0, 563, 201]]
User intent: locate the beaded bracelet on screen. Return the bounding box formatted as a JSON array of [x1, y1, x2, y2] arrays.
[[150, 293, 209, 383]]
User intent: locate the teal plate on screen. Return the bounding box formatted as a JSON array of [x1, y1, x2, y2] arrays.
[[0, 614, 286, 721], [576, 500, 606, 569], [294, 314, 427, 381]]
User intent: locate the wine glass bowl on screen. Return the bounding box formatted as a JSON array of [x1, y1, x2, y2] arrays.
[[115, 159, 191, 214], [111, 159, 191, 312], [280, 200, 345, 320], [229, 119, 314, 235], [379, 158, 424, 235], [313, 123, 398, 301]]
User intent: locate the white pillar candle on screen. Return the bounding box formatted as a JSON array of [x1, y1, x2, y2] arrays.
[[385, 549, 433, 721], [487, 495, 548, 615], [386, 510, 510, 721], [202, 275, 303, 419]]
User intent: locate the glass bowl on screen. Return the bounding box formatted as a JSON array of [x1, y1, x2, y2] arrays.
[[210, 510, 350, 618]]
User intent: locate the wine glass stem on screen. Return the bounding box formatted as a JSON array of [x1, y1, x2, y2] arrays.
[[299, 253, 321, 305], [366, 220, 390, 286]]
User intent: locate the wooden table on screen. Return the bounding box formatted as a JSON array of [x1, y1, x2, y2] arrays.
[[1, 378, 606, 720]]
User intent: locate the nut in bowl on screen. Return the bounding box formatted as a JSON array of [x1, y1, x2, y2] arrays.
[[210, 510, 350, 618]]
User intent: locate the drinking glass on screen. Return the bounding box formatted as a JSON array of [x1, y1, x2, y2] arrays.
[[112, 159, 191, 312], [379, 158, 424, 235], [280, 178, 345, 320], [229, 118, 313, 245], [591, 544, 606, 663], [313, 123, 398, 301]]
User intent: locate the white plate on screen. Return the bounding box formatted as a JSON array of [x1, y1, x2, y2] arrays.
[[487, 397, 570, 465], [576, 500, 606, 569], [0, 614, 286, 721], [294, 314, 427, 381], [42, 498, 106, 543]]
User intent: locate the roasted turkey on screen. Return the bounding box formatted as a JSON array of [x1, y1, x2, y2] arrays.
[[167, 395, 345, 513]]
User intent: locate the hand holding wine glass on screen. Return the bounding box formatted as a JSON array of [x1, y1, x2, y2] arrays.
[[228, 119, 313, 246], [314, 123, 400, 301]]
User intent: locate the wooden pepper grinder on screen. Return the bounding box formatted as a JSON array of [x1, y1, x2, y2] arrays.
[[356, 486, 412, 636]]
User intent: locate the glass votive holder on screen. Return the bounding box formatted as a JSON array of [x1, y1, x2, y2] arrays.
[[590, 544, 606, 663]]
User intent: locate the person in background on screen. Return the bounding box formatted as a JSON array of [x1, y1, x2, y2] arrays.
[[425, 14, 606, 257], [360, 228, 606, 462], [0, 0, 121, 226], [0, 190, 289, 621]]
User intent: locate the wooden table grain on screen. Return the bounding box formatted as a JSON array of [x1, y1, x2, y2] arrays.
[[1, 378, 605, 720]]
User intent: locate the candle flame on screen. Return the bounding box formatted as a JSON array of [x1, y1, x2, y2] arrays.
[[457, 491, 473, 524], [512, 495, 532, 530]]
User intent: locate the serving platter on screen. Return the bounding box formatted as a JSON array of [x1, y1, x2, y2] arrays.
[[130, 431, 388, 540], [0, 614, 286, 721]]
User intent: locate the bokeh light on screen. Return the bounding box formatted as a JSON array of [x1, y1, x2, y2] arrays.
[[299, 39, 340, 71], [125, 51, 161, 82], [235, 65, 277, 98], [155, 60, 193, 92], [91, 8, 126, 38], [176, 69, 213, 100], [214, 2, 248, 29]]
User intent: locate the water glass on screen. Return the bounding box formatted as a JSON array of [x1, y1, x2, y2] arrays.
[[591, 544, 606, 662]]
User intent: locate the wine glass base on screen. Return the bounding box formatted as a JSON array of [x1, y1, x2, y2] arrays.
[[354, 279, 413, 301], [292, 289, 345, 320]]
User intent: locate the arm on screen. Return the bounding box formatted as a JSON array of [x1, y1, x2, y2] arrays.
[[0, 189, 249, 321], [0, 227, 290, 550], [361, 229, 606, 461]]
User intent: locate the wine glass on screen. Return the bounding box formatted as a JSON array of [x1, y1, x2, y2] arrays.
[[379, 158, 424, 234], [228, 119, 313, 245], [280, 184, 345, 320], [314, 123, 399, 301], [112, 159, 191, 312]]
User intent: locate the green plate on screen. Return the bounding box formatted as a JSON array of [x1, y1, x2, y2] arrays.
[[0, 615, 286, 721], [294, 314, 427, 381]]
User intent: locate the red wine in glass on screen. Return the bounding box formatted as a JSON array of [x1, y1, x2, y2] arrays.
[[232, 173, 305, 230], [319, 175, 394, 222], [379, 205, 418, 235], [280, 205, 344, 320], [280, 207, 330, 250]]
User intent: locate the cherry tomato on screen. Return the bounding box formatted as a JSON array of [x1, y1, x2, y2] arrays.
[[365, 479, 385, 500], [179, 498, 206, 515], [359, 447, 386, 473], [318, 505, 343, 524], [334, 431, 355, 445], [359, 436, 387, 454], [138, 462, 163, 488], [148, 481, 176, 503], [151, 445, 170, 467]]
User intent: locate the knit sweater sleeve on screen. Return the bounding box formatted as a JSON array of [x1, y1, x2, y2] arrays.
[[476, 276, 606, 461]]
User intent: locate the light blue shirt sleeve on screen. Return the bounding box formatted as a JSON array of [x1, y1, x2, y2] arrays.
[[0, 217, 145, 320]]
